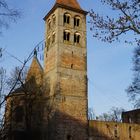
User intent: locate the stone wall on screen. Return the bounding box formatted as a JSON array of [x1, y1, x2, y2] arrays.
[[43, 4, 88, 140], [89, 120, 140, 140]]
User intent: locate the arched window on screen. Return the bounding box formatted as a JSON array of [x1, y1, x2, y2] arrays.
[[64, 30, 70, 41], [47, 36, 51, 49], [52, 14, 56, 25], [48, 19, 51, 30], [74, 32, 80, 43], [64, 13, 71, 24], [52, 32, 56, 43], [74, 16, 80, 27]]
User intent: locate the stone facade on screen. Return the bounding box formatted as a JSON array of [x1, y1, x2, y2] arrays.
[[43, 0, 88, 139]]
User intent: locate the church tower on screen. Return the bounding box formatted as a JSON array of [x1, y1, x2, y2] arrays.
[[43, 0, 88, 139]]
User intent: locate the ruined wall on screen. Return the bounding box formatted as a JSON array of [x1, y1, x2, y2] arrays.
[[122, 109, 140, 124], [89, 120, 140, 140]]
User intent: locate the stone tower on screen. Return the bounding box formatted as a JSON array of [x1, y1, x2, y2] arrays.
[[43, 0, 88, 140]]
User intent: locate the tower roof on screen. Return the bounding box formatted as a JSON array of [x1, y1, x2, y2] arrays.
[[56, 0, 82, 10], [26, 55, 43, 85], [44, 0, 87, 20]]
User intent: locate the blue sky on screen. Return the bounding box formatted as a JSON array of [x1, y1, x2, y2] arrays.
[[1, 0, 134, 115]]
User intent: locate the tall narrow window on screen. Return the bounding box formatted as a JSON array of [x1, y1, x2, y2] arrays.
[[52, 33, 56, 43], [129, 126, 132, 138], [47, 37, 51, 49], [14, 106, 24, 122], [64, 31, 70, 41], [74, 33, 80, 43], [48, 19, 51, 30], [52, 15, 56, 25], [114, 125, 118, 138], [74, 16, 80, 27], [64, 13, 70, 24], [67, 135, 72, 140]]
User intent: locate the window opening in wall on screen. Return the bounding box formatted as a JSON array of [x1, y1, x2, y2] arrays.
[[14, 106, 24, 122], [52, 33, 55, 43], [64, 14, 70, 24], [129, 126, 132, 138], [52, 15, 56, 25], [64, 31, 70, 41], [67, 135, 72, 140], [47, 37, 51, 49], [71, 64, 73, 69], [72, 51, 73, 56], [74, 33, 80, 43], [48, 19, 51, 29], [114, 125, 118, 138], [74, 17, 80, 27]]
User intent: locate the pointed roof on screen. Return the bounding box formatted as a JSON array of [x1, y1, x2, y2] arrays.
[[26, 55, 43, 85], [56, 0, 82, 10], [44, 0, 87, 20]]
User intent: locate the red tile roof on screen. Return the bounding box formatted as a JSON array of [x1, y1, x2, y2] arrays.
[[44, 0, 87, 20], [56, 0, 82, 10]]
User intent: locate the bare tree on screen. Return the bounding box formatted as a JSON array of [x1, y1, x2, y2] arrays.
[[88, 108, 96, 120], [0, 67, 6, 127], [0, 0, 21, 33], [97, 107, 125, 122], [89, 0, 140, 108], [6, 66, 28, 90], [0, 0, 21, 59], [89, 0, 140, 45], [0, 48, 2, 58], [127, 47, 140, 108]]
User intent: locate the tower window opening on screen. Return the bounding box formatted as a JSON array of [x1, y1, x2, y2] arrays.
[[74, 17, 80, 27], [71, 64, 73, 69], [48, 19, 51, 30], [74, 33, 80, 43], [64, 13, 70, 24], [72, 51, 73, 56], [52, 33, 56, 43], [52, 15, 56, 25], [64, 31, 70, 41], [47, 37, 51, 48]]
